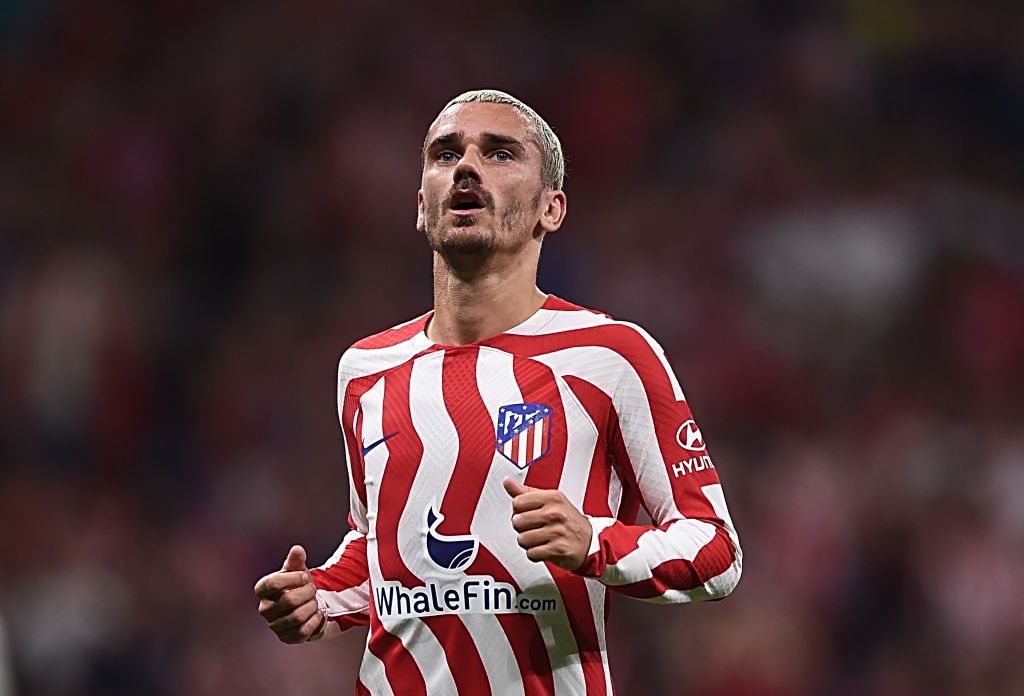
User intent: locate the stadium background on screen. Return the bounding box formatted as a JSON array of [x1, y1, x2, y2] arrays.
[[1, 1, 1023, 694]]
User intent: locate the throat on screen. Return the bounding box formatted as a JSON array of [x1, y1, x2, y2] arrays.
[[429, 264, 547, 346]]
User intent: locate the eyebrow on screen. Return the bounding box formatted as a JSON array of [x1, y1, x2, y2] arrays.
[[425, 131, 529, 156]]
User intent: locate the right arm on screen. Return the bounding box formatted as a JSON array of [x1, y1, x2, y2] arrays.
[[256, 368, 372, 642]]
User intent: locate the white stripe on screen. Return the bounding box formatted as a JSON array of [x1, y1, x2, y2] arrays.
[[517, 429, 528, 466], [503, 438, 513, 459], [534, 344, 737, 603], [458, 613, 526, 696], [401, 350, 524, 694], [398, 621, 460, 695], [381, 353, 461, 694], [400, 352, 459, 579], [533, 419, 543, 459], [360, 378, 388, 532], [601, 520, 717, 586], [504, 308, 612, 335], [317, 581, 370, 618], [618, 320, 686, 401], [357, 378, 392, 693], [601, 521, 727, 603], [340, 372, 366, 529], [474, 347, 585, 696], [700, 483, 743, 597], [358, 637, 396, 696], [584, 517, 617, 556], [607, 465, 623, 517], [554, 377, 599, 508], [340, 335, 424, 383], [532, 346, 681, 524], [512, 310, 686, 402], [584, 579, 614, 696], [359, 369, 461, 695], [314, 526, 372, 624]]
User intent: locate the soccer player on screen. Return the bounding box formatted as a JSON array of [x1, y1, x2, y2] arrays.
[[255, 90, 742, 695]]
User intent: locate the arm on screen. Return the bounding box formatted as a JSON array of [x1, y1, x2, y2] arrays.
[[575, 325, 742, 602], [309, 368, 373, 639], [255, 368, 373, 643], [507, 325, 741, 602]]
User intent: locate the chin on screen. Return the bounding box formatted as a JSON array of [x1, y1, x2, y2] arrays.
[[434, 224, 496, 256]]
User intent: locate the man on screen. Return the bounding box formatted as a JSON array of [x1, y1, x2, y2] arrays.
[[255, 89, 742, 695]]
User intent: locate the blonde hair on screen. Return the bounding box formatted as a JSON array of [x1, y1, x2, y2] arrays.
[[427, 89, 565, 190]]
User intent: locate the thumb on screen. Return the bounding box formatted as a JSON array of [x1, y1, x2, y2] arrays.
[[282, 545, 309, 573], [503, 476, 539, 498]]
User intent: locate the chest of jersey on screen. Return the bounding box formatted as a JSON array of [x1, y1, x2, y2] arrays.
[[357, 346, 599, 585]]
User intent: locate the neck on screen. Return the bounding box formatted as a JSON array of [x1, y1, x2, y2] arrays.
[[427, 248, 546, 345]]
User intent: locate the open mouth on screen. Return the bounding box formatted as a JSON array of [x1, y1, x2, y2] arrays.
[[448, 189, 486, 216]]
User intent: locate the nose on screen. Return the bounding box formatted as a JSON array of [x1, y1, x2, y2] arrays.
[[453, 145, 483, 186]]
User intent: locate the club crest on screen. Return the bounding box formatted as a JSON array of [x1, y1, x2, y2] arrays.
[[495, 403, 552, 469]]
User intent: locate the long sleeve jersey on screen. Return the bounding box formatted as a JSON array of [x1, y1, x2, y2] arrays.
[[308, 295, 742, 696]]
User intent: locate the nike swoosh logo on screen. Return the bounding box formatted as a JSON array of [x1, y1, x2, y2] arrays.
[[361, 432, 398, 457]]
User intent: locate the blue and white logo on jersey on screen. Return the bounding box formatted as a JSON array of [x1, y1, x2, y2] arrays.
[[495, 403, 552, 469], [425, 500, 478, 572]]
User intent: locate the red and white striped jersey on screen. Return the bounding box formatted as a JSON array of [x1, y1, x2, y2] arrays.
[[310, 295, 742, 696]]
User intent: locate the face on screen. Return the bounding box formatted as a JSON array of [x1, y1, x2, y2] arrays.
[[417, 102, 565, 259]]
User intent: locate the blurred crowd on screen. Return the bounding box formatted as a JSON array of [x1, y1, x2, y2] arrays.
[[1, 0, 1023, 694]]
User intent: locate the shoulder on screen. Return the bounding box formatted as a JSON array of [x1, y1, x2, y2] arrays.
[[338, 311, 431, 385], [528, 296, 668, 362], [526, 297, 685, 400]]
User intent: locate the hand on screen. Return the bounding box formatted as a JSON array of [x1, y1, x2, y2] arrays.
[[503, 478, 593, 572], [254, 545, 323, 644]]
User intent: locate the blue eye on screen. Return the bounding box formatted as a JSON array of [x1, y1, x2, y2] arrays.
[[492, 150, 512, 162], [438, 151, 458, 163]]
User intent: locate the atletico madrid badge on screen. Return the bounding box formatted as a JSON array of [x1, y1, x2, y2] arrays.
[[496, 403, 552, 469]]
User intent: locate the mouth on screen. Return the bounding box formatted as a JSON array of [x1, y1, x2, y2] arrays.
[[448, 189, 487, 217]]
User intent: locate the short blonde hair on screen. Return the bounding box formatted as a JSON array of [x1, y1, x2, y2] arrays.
[[426, 89, 565, 190]]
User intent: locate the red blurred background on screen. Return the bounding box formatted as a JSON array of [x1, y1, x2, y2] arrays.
[[1, 1, 1022, 694]]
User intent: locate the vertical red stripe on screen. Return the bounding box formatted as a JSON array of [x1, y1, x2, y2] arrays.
[[341, 376, 376, 511], [421, 616, 492, 696], [430, 348, 511, 693], [311, 535, 368, 591], [440, 348, 497, 529], [513, 357, 608, 695], [367, 604, 428, 696], [375, 366, 423, 585], [472, 547, 556, 695], [362, 366, 429, 696], [513, 357, 565, 490], [563, 376, 615, 518], [549, 568, 609, 696]]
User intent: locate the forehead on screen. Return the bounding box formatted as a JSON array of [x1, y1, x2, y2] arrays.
[[427, 102, 534, 143]]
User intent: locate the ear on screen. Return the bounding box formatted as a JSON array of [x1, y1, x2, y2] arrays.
[[416, 189, 426, 233], [537, 189, 567, 234]]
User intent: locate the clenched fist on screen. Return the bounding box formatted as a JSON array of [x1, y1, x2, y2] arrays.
[[503, 478, 593, 571], [254, 545, 323, 644]]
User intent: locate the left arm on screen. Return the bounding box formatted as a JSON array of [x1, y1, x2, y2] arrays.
[[508, 325, 742, 602]]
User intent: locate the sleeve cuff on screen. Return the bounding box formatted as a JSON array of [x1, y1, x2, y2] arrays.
[[574, 515, 618, 578]]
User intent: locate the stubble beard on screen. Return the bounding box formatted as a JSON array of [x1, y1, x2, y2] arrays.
[[425, 197, 534, 260]]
